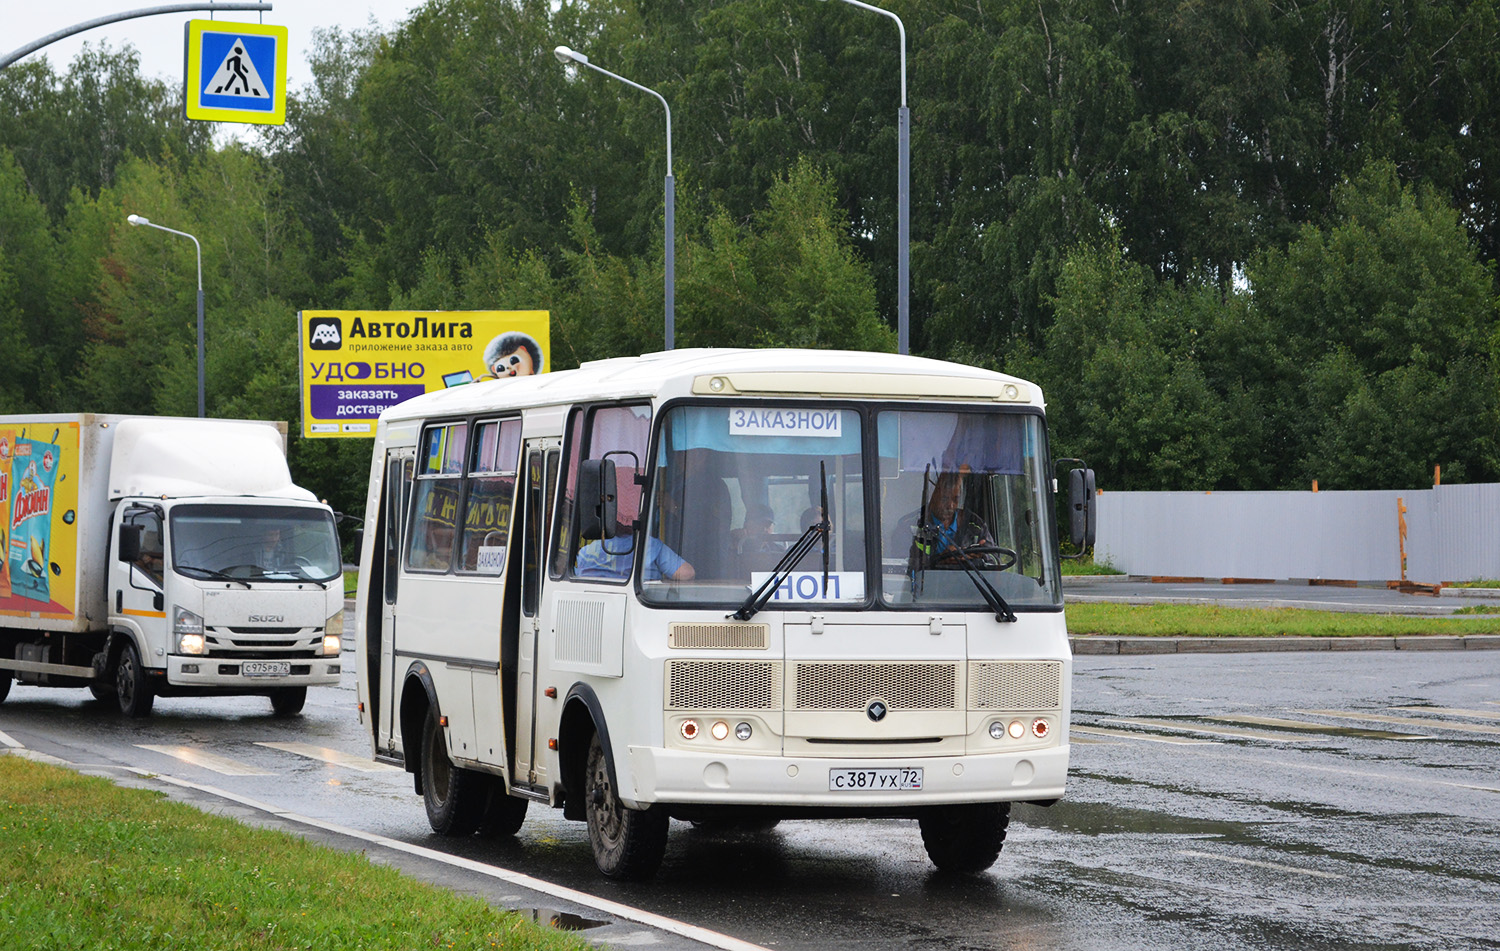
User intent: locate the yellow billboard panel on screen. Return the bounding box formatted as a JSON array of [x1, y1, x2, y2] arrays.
[[298, 311, 551, 438], [1, 421, 81, 620]]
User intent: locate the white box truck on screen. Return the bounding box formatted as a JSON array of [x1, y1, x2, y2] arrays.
[[0, 414, 346, 717]]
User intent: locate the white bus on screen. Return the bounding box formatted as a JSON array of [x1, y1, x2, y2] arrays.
[[353, 348, 1094, 879]]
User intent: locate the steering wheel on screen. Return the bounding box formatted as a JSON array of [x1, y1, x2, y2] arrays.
[[933, 544, 1018, 572]]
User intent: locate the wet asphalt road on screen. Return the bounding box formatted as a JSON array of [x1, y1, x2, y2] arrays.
[[4, 648, 1498, 950]]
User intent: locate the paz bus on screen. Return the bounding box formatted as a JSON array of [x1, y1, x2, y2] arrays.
[[353, 348, 1094, 879]]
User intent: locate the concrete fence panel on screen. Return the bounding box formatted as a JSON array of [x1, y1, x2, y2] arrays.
[[1095, 484, 1500, 582]]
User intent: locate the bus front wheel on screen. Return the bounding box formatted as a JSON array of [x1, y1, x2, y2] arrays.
[[585, 733, 667, 879], [421, 708, 486, 836], [918, 803, 1010, 873]]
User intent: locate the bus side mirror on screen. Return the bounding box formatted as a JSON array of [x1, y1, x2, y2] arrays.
[[118, 524, 142, 563], [1068, 468, 1097, 550], [349, 525, 364, 567], [578, 458, 618, 541]]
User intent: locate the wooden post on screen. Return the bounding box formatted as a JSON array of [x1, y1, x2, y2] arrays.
[[1397, 497, 1408, 582], [1434, 465, 1441, 486]]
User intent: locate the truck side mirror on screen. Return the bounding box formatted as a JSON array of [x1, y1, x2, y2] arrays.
[[118, 524, 142, 563], [1068, 468, 1097, 550], [577, 458, 618, 541]]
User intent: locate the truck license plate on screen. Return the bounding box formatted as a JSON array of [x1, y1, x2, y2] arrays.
[[242, 661, 291, 678], [829, 767, 923, 791]]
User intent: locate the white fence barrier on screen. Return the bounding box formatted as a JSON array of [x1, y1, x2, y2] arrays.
[[1095, 483, 1500, 583]]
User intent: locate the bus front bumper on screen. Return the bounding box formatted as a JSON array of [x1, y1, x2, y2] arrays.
[[627, 744, 1068, 809]]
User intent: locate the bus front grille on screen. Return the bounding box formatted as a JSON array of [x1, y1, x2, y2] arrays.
[[666, 660, 781, 710], [791, 662, 959, 711], [969, 661, 1063, 711]]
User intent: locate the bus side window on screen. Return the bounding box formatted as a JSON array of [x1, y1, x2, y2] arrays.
[[521, 450, 544, 616], [407, 422, 466, 573], [549, 408, 584, 580]]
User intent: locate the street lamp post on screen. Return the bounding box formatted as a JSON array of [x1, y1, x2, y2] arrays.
[[127, 215, 205, 417], [818, 0, 908, 355], [554, 45, 676, 351]]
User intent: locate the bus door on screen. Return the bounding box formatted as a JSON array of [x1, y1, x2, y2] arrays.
[[374, 448, 414, 752], [512, 440, 559, 788]]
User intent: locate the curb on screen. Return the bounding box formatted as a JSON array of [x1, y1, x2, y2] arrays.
[[1070, 634, 1500, 654]]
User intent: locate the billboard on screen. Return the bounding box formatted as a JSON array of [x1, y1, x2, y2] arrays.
[[298, 311, 551, 438], [1, 421, 81, 620]]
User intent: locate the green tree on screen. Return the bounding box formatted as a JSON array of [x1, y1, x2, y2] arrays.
[[1251, 162, 1500, 488]]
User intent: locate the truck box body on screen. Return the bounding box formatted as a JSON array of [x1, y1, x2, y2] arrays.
[[1, 414, 343, 716]]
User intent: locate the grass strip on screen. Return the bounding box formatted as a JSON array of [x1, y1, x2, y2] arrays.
[[1065, 602, 1500, 637], [0, 755, 587, 951]]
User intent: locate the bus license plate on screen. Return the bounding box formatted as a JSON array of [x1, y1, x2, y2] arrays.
[[829, 767, 923, 791], [242, 661, 291, 678]]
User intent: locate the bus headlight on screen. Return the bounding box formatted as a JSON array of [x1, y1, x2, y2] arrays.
[[174, 607, 206, 655], [989, 721, 1006, 740], [710, 720, 730, 741]]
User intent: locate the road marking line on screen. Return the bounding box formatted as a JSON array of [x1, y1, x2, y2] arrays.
[[1072, 726, 1216, 745], [1213, 715, 1430, 740], [1299, 710, 1500, 735], [1392, 706, 1500, 721], [0, 729, 21, 749], [135, 745, 273, 776], [1175, 849, 1344, 880], [255, 741, 402, 772], [1108, 717, 1321, 742], [1255, 758, 1500, 794], [123, 770, 772, 951]]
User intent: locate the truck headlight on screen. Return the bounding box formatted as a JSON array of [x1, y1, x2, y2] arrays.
[[322, 610, 344, 655], [174, 606, 206, 655]]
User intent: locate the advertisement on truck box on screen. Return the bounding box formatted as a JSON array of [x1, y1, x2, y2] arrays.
[[0, 421, 80, 620]]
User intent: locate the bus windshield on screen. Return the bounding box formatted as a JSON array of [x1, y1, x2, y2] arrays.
[[170, 504, 343, 583], [639, 403, 1059, 610]]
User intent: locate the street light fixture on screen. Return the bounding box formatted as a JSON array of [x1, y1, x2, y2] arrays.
[[816, 0, 909, 355], [554, 44, 676, 351], [127, 214, 205, 417]]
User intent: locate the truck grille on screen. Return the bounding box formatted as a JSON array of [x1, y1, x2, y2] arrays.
[[205, 626, 323, 658]]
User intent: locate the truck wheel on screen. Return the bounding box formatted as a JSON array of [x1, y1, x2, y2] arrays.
[[477, 779, 529, 837], [420, 708, 485, 836], [269, 687, 307, 716], [115, 642, 154, 718], [0, 668, 11, 705], [585, 732, 667, 880], [918, 802, 1010, 873]]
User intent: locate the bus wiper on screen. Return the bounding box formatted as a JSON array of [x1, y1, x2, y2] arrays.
[[950, 553, 1017, 623], [175, 565, 251, 588], [731, 463, 831, 622]]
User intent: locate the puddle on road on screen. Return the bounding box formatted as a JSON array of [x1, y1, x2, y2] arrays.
[[1018, 796, 1255, 839], [516, 907, 610, 931]]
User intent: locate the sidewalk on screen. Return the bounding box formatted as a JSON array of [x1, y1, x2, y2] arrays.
[[1070, 634, 1500, 654]]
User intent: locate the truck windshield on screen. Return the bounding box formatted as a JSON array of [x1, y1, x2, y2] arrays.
[[636, 403, 1060, 611], [169, 504, 342, 583]]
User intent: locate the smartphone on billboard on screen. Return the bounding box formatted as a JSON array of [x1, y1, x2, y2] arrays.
[[443, 370, 473, 388]]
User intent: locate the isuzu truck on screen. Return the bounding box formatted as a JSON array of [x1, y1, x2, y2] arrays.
[[0, 414, 345, 717]]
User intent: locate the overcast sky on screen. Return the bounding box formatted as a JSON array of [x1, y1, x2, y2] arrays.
[[7, 2, 427, 91]]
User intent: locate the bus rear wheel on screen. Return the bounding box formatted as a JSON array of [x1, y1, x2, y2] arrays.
[[918, 803, 1010, 873], [421, 708, 486, 836], [477, 779, 529, 837], [585, 733, 667, 880]]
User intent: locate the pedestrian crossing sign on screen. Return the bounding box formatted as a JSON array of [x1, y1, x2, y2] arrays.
[[184, 20, 288, 126]]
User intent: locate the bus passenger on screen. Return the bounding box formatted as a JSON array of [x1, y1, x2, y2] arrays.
[[575, 536, 695, 582]]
